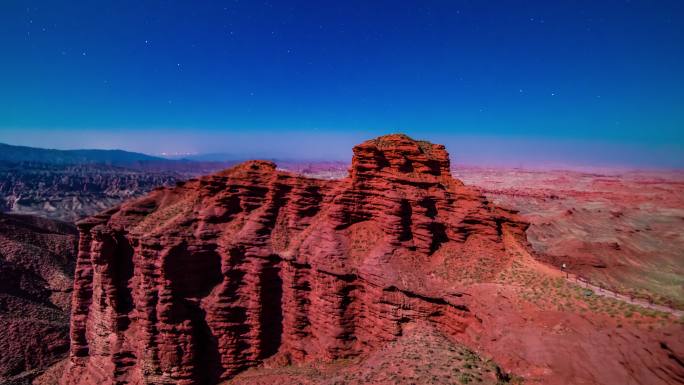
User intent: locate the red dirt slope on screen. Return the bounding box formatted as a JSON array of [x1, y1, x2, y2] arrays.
[[0, 213, 78, 384], [455, 167, 684, 309]]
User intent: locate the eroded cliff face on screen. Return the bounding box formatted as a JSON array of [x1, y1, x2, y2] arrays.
[[60, 134, 527, 385]]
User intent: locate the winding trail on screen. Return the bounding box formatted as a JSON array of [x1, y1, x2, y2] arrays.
[[503, 228, 684, 318], [566, 274, 684, 317]]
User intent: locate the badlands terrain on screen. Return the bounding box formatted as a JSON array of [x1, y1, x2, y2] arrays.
[[0, 142, 232, 221], [0, 136, 682, 385], [0, 162, 181, 222], [455, 168, 684, 311]]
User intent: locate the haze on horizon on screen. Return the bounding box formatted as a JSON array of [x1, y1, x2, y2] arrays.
[[1, 1, 683, 168]]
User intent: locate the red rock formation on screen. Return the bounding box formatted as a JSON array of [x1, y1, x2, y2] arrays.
[[59, 134, 527, 385]]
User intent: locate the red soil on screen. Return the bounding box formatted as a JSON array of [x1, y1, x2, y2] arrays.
[[0, 213, 78, 384], [455, 167, 684, 309]]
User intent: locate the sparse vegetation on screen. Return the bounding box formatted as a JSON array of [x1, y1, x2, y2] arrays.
[[225, 326, 522, 385], [495, 255, 672, 322]]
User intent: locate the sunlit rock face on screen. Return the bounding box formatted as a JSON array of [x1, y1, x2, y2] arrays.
[[60, 134, 527, 385]]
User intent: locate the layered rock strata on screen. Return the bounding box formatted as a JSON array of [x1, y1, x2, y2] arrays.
[[60, 134, 527, 385]]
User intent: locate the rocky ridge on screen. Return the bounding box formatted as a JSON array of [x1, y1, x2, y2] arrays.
[[59, 134, 526, 385]]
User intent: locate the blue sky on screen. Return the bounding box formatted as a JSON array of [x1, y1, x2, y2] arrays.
[[1, 1, 682, 166]]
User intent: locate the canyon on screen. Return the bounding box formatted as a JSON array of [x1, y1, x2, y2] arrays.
[[56, 134, 683, 385]]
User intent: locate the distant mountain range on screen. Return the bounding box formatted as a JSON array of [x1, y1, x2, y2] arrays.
[[0, 142, 164, 166], [160, 152, 239, 162], [0, 142, 351, 173], [0, 142, 240, 174]]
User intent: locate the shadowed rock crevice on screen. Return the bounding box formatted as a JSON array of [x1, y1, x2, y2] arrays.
[[165, 244, 222, 299], [399, 199, 413, 241], [429, 222, 448, 254], [163, 243, 225, 382], [110, 233, 134, 330], [259, 257, 283, 359], [419, 197, 438, 218], [399, 157, 414, 173], [191, 305, 223, 384]]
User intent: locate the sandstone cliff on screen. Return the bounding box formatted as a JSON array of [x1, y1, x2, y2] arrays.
[[60, 134, 526, 385]]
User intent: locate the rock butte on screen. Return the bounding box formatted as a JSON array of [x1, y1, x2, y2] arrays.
[[60, 134, 529, 385]]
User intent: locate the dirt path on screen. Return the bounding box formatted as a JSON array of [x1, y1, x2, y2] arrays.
[[503, 229, 684, 318], [566, 274, 684, 317]]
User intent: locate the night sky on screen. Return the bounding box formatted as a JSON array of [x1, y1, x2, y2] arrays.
[[1, 1, 683, 167]]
